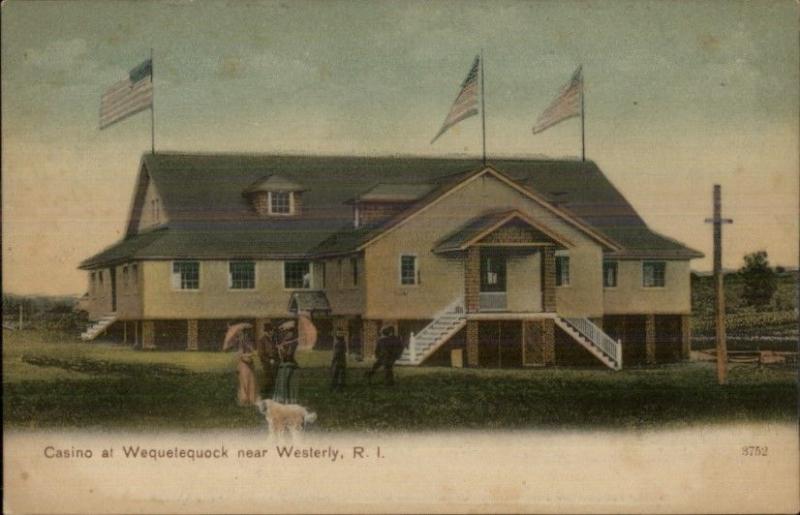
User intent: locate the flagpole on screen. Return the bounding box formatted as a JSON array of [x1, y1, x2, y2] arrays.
[[580, 65, 585, 162], [150, 48, 155, 155], [480, 49, 486, 165]]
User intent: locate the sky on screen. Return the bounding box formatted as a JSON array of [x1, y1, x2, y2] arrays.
[[2, 0, 798, 296]]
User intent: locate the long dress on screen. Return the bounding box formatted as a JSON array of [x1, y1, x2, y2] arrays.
[[236, 341, 258, 406]]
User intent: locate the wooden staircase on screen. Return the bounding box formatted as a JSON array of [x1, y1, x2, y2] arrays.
[[553, 316, 622, 370], [396, 298, 466, 366], [80, 313, 117, 341]]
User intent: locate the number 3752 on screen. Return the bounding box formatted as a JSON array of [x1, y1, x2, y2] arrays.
[[742, 446, 768, 456]]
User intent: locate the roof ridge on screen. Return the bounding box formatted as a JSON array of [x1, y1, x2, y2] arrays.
[[144, 150, 596, 164]]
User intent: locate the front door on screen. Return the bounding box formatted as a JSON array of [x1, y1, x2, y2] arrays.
[[479, 249, 507, 311], [110, 266, 117, 312]]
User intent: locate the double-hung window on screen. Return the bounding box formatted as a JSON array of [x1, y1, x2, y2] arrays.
[[172, 261, 200, 290], [555, 253, 570, 287], [642, 261, 666, 288], [603, 261, 618, 288], [229, 261, 255, 290], [400, 255, 418, 285], [270, 192, 291, 215], [285, 261, 311, 289]]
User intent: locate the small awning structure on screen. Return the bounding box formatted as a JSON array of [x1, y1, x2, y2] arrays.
[[288, 291, 331, 314], [433, 209, 572, 253]]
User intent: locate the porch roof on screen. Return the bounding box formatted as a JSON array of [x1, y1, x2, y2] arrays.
[[433, 210, 570, 253], [288, 291, 331, 313]]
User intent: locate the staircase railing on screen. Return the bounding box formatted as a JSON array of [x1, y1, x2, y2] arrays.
[[563, 317, 622, 365], [407, 296, 464, 363]]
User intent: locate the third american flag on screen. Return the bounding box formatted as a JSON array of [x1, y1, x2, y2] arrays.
[[430, 56, 480, 144], [532, 66, 583, 134]]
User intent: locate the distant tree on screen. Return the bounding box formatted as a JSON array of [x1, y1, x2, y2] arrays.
[[739, 251, 777, 308]]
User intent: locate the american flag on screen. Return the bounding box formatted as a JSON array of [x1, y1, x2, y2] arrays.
[[431, 56, 480, 144], [532, 66, 583, 134], [100, 59, 153, 129]]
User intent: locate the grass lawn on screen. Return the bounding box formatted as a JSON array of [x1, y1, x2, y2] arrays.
[[4, 328, 797, 432]]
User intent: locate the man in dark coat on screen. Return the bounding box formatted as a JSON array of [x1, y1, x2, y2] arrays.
[[330, 334, 347, 391], [366, 326, 404, 386], [256, 323, 280, 398]]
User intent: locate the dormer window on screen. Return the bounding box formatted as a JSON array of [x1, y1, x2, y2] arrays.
[[243, 174, 305, 217]]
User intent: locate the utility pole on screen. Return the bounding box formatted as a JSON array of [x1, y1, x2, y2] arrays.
[[705, 184, 733, 385]]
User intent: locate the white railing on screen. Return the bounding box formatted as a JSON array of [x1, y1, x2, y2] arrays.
[[564, 317, 621, 364], [405, 297, 464, 364]]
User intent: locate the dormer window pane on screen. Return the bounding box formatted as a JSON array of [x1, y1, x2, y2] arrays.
[[270, 192, 291, 214]]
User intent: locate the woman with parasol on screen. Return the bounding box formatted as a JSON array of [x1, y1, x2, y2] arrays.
[[223, 322, 258, 406]]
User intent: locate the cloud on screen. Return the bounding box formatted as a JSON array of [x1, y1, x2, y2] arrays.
[[24, 38, 90, 71]]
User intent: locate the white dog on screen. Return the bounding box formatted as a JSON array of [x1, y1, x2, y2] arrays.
[[256, 398, 317, 435]]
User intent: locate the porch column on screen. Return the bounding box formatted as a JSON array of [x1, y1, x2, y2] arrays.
[[645, 314, 656, 364], [465, 320, 479, 367], [187, 319, 199, 351], [542, 247, 556, 312], [542, 319, 556, 365], [141, 320, 156, 350], [464, 247, 480, 313], [363, 319, 379, 359], [681, 314, 692, 360]]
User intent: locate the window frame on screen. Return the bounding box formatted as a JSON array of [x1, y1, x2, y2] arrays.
[[603, 260, 618, 289], [268, 191, 294, 216], [350, 257, 359, 287], [399, 254, 419, 286], [171, 260, 201, 291], [228, 260, 257, 291], [555, 253, 570, 287], [122, 265, 129, 290], [284, 260, 312, 290], [642, 261, 667, 288]]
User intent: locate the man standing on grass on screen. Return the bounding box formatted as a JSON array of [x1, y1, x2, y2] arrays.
[[256, 322, 280, 398], [330, 333, 347, 391], [366, 326, 403, 386]]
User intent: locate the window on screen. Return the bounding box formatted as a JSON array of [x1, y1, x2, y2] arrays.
[[400, 255, 418, 285], [321, 262, 327, 289], [270, 191, 291, 214], [555, 254, 570, 287], [337, 259, 344, 288], [131, 264, 138, 290], [284, 261, 311, 289], [99, 271, 104, 286], [350, 258, 359, 287], [172, 261, 200, 290], [643, 261, 666, 288], [229, 261, 255, 289], [603, 261, 618, 288], [122, 266, 129, 289], [90, 272, 96, 294]]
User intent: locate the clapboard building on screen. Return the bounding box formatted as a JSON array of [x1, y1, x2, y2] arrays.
[[79, 152, 702, 369]]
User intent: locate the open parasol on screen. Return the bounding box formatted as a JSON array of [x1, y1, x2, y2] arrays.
[[222, 322, 253, 351]]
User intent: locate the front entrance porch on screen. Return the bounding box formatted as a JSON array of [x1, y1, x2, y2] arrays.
[[436, 210, 564, 315]]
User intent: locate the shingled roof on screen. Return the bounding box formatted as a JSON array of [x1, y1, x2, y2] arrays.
[[79, 152, 702, 269]]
